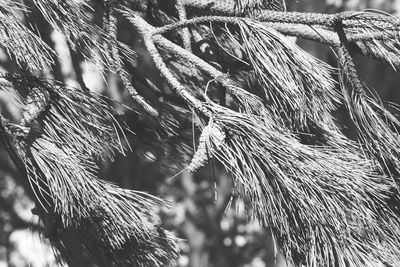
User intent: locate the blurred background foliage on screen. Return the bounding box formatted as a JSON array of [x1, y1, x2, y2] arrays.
[[1, 0, 400, 266]]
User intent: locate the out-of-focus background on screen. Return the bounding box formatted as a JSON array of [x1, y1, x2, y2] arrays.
[[0, 0, 400, 266]]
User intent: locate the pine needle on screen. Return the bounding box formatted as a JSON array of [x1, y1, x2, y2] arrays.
[[4, 74, 130, 160], [199, 103, 400, 266], [336, 22, 400, 184], [2, 78, 180, 266], [340, 12, 400, 70], [229, 19, 339, 129], [0, 1, 54, 70], [32, 0, 135, 72]]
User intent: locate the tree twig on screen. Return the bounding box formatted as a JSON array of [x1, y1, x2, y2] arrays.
[[67, 41, 89, 92], [176, 0, 192, 51], [108, 5, 159, 117]]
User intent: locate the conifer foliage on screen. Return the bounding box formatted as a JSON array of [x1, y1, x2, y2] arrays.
[[1, 0, 400, 266]]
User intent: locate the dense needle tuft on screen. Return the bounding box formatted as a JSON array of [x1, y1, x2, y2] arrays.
[[0, 74, 179, 266], [229, 19, 339, 128], [199, 103, 400, 266], [0, 1, 54, 70]]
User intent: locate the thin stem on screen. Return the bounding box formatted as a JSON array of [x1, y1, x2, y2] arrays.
[[67, 41, 89, 92], [108, 6, 159, 117], [335, 20, 366, 96], [0, 118, 26, 176], [176, 0, 192, 52]]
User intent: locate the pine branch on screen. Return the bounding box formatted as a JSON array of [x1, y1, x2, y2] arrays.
[[120, 9, 265, 115], [129, 11, 338, 129], [176, 0, 192, 51], [152, 9, 400, 69], [108, 3, 159, 117], [3, 1, 400, 266], [127, 14, 211, 116]]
